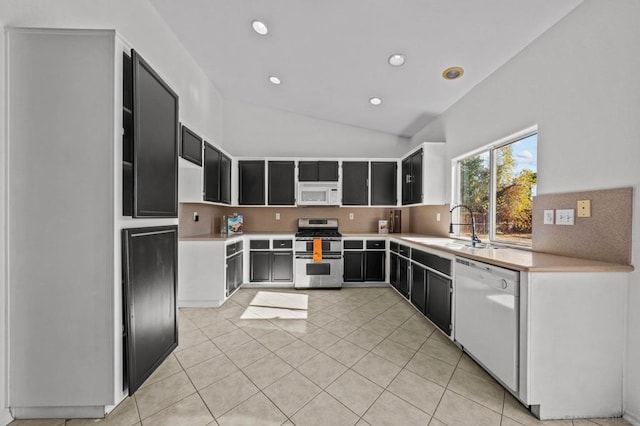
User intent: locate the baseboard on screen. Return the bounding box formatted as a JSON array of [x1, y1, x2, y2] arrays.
[[178, 299, 223, 308], [0, 408, 13, 426], [11, 405, 104, 419], [624, 409, 640, 426]]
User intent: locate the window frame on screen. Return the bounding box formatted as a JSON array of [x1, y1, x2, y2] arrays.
[[451, 126, 538, 247]]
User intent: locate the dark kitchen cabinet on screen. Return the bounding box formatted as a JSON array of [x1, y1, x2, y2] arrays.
[[410, 248, 452, 335], [225, 240, 243, 296], [268, 161, 295, 205], [299, 161, 339, 181], [122, 53, 133, 216], [402, 149, 423, 205], [410, 264, 427, 313], [371, 162, 397, 205], [344, 251, 365, 282], [365, 250, 385, 281], [180, 125, 203, 166], [203, 143, 230, 204], [250, 251, 271, 282], [122, 225, 178, 395], [239, 160, 265, 205], [427, 271, 452, 335], [271, 252, 294, 282], [398, 257, 410, 298], [220, 154, 232, 204], [130, 50, 179, 218], [204, 142, 221, 202], [342, 161, 369, 205], [343, 240, 385, 282], [390, 253, 399, 288], [226, 253, 243, 296], [249, 239, 294, 283]]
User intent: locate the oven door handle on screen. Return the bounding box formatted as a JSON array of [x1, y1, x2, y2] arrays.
[[296, 255, 342, 260]]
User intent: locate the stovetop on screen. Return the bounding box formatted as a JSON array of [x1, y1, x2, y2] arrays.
[[295, 230, 342, 238], [295, 218, 341, 239]]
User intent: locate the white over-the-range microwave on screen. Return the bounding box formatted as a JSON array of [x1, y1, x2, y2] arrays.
[[297, 182, 341, 206]]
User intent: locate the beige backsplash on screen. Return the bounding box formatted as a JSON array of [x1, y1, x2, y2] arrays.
[[532, 187, 633, 265], [409, 204, 451, 237], [179, 204, 412, 236]]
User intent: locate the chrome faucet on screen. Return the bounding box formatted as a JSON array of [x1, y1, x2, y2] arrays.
[[449, 204, 482, 247]]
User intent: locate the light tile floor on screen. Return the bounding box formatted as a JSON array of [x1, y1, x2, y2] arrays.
[[10, 287, 631, 426]]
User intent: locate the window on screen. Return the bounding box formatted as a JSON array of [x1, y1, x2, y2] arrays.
[[453, 130, 537, 246]]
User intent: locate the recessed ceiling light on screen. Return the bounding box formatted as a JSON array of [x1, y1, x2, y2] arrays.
[[251, 20, 268, 35], [388, 54, 406, 67], [369, 97, 382, 106], [442, 66, 464, 80], [269, 75, 281, 85]]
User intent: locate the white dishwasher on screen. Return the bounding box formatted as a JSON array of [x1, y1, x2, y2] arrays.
[[455, 258, 520, 393]]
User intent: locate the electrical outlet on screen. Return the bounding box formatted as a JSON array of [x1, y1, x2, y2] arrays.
[[275, 212, 280, 220], [436, 213, 441, 222], [349, 212, 354, 220], [543, 210, 554, 225], [556, 209, 575, 225], [193, 212, 199, 222], [577, 200, 591, 217]]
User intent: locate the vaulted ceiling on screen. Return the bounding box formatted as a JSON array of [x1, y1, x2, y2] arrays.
[[150, 0, 582, 137]]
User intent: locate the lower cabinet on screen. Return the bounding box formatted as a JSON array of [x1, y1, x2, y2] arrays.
[[122, 225, 178, 395], [178, 237, 244, 307], [226, 251, 243, 297], [249, 238, 294, 283], [410, 264, 427, 313], [250, 251, 293, 282], [390, 241, 452, 335], [426, 270, 451, 334], [409, 247, 452, 335], [272, 252, 294, 282], [343, 239, 386, 282]]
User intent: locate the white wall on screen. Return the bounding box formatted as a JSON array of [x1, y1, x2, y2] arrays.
[[0, 0, 225, 145], [224, 99, 411, 158], [412, 0, 640, 422]]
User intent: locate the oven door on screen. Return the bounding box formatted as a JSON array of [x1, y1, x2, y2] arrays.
[[294, 255, 343, 289]]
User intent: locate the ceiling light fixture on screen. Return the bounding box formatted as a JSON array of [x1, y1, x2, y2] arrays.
[[251, 20, 268, 35], [388, 54, 406, 67], [442, 66, 464, 80], [269, 75, 281, 85], [369, 97, 382, 106]]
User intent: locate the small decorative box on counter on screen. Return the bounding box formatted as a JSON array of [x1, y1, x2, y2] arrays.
[[378, 220, 388, 234], [226, 214, 244, 235]]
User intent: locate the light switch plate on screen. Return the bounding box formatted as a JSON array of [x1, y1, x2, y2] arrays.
[[543, 210, 554, 225], [556, 209, 575, 225], [577, 200, 591, 217]]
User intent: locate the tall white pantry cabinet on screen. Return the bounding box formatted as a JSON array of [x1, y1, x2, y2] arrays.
[[5, 28, 177, 418]]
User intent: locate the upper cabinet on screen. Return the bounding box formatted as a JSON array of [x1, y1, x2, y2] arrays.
[[342, 161, 369, 205], [180, 125, 203, 167], [203, 142, 231, 204], [298, 161, 339, 181], [268, 161, 296, 205], [402, 149, 422, 205], [204, 142, 221, 202], [401, 143, 446, 206], [239, 160, 266, 205], [371, 161, 397, 206], [129, 50, 179, 218]]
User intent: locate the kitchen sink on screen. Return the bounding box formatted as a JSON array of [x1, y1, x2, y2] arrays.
[[401, 237, 500, 251]]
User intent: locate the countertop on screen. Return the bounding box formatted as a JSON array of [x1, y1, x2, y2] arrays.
[[385, 234, 634, 273], [179, 232, 295, 242], [179, 232, 633, 273]]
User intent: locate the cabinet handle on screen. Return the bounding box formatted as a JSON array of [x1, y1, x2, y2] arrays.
[[405, 174, 413, 183]]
